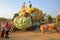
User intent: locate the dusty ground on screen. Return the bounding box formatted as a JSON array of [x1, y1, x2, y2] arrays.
[[0, 30, 60, 40]]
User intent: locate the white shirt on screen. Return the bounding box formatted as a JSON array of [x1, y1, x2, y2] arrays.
[[1, 23, 4, 31]]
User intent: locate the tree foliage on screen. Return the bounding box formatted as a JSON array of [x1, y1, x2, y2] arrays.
[[46, 15, 53, 23], [12, 13, 19, 21]]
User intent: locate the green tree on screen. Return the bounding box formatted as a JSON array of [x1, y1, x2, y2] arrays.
[[55, 15, 60, 22], [55, 15, 60, 26], [46, 15, 53, 23], [12, 13, 19, 21], [40, 13, 47, 24], [0, 17, 7, 21]]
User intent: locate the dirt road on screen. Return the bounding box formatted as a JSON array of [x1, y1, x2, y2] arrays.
[[0, 31, 60, 40]]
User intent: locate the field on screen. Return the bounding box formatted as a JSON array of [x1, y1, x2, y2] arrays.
[[0, 30, 60, 40]]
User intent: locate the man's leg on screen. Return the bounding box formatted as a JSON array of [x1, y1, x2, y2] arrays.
[[1, 30, 4, 38], [5, 30, 9, 38]]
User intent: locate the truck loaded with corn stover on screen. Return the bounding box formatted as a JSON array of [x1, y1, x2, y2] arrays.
[[13, 1, 43, 30]]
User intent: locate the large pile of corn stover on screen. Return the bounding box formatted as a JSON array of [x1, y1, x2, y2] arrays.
[[13, 1, 43, 29]]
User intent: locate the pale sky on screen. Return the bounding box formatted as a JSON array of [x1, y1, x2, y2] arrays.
[[0, 0, 60, 19]]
